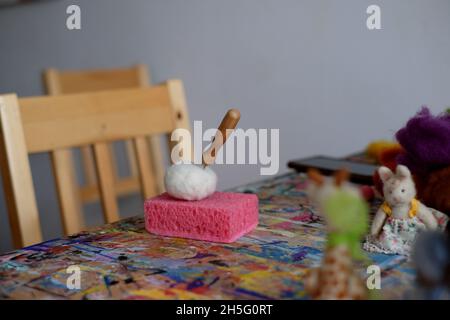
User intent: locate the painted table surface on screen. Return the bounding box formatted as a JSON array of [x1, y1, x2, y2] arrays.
[[0, 172, 424, 300]]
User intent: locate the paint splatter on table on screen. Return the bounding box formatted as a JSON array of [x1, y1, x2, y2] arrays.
[[0, 173, 427, 299]]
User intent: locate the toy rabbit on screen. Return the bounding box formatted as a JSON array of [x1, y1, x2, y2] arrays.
[[366, 165, 438, 256]]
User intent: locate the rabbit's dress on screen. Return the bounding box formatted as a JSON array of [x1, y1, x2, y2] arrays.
[[364, 199, 426, 256]]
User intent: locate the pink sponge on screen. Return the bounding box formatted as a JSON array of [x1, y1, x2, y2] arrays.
[[144, 192, 259, 243]]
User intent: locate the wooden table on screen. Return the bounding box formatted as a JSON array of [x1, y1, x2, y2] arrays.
[[0, 173, 424, 299]]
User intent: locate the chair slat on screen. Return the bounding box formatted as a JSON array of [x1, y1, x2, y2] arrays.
[[167, 80, 193, 163], [133, 136, 157, 199], [147, 136, 166, 194], [80, 177, 140, 202], [20, 86, 174, 153], [136, 64, 166, 194], [93, 143, 120, 223], [51, 149, 84, 234], [45, 68, 86, 233], [80, 145, 98, 186], [55, 68, 142, 94], [124, 139, 139, 181]]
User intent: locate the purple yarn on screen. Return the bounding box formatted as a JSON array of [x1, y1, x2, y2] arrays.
[[396, 107, 450, 175]]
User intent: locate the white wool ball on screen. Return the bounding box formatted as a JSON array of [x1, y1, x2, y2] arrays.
[[164, 164, 217, 201]]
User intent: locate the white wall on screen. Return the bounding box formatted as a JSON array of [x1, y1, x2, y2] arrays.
[[1, 0, 450, 252]]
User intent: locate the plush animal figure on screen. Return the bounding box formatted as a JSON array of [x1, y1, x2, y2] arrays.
[[305, 169, 369, 300], [367, 165, 438, 256]]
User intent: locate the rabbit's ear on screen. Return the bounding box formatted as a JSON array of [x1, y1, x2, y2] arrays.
[[334, 168, 349, 186], [396, 165, 411, 178], [308, 168, 324, 186], [378, 166, 393, 183]]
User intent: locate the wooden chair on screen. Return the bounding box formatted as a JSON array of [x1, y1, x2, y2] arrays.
[[0, 81, 190, 248], [43, 65, 165, 205]]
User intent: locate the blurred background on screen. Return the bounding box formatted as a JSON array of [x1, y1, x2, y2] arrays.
[[1, 0, 450, 252]]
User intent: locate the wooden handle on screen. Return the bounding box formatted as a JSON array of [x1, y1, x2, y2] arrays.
[[202, 108, 240, 166]]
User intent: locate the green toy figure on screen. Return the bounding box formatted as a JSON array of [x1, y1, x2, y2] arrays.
[[305, 169, 370, 300]]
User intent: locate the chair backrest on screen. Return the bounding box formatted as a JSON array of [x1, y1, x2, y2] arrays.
[[43, 65, 167, 199], [0, 81, 187, 248]]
